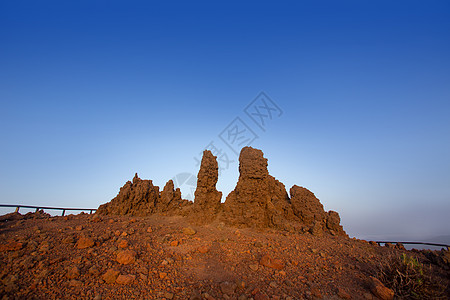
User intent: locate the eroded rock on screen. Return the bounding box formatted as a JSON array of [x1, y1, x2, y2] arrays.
[[96, 146, 346, 236], [96, 174, 191, 216], [191, 150, 222, 223], [222, 147, 292, 228]]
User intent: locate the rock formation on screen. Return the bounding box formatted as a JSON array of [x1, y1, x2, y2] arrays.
[[96, 147, 346, 236], [289, 185, 345, 235], [159, 180, 188, 212], [191, 150, 222, 223], [221, 147, 293, 228], [96, 174, 191, 216]]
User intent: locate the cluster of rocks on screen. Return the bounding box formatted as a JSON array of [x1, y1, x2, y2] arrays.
[[97, 147, 346, 236], [96, 175, 191, 216]]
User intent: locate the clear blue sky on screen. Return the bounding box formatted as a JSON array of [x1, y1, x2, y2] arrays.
[[1, 1, 449, 241]]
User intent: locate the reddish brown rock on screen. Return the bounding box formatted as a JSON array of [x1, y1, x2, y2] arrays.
[[69, 279, 82, 287], [197, 245, 210, 254], [290, 185, 346, 236], [0, 241, 23, 252], [94, 146, 346, 236], [254, 292, 270, 300], [259, 254, 284, 270], [96, 173, 161, 216], [369, 276, 394, 300], [116, 274, 135, 284], [159, 180, 188, 213], [311, 287, 323, 298], [222, 147, 292, 228], [102, 269, 120, 283], [192, 150, 222, 223], [118, 239, 128, 249], [326, 210, 346, 236], [116, 250, 136, 265], [289, 185, 326, 227], [66, 266, 80, 279], [337, 287, 351, 299], [75, 237, 95, 249], [96, 174, 191, 216]]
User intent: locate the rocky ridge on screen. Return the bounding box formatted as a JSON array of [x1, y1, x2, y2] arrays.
[[97, 147, 346, 236]]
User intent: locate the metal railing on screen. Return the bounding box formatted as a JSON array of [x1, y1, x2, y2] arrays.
[[0, 204, 97, 216], [375, 241, 449, 251]]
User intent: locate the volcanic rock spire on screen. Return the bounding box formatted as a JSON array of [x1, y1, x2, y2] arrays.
[[222, 146, 292, 228], [192, 150, 222, 223]]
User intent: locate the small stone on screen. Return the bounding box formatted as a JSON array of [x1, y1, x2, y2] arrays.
[[69, 279, 82, 287], [62, 236, 75, 244], [249, 264, 259, 271], [254, 293, 269, 300], [116, 274, 135, 284], [116, 250, 136, 265], [147, 227, 153, 233], [259, 254, 284, 270], [66, 266, 80, 279], [164, 292, 174, 299], [198, 245, 210, 253], [269, 281, 278, 288], [368, 276, 394, 300], [139, 273, 147, 281], [220, 281, 237, 295], [311, 287, 322, 298], [88, 266, 100, 276], [102, 269, 120, 283], [182, 227, 196, 235], [170, 240, 179, 246], [238, 295, 248, 300], [137, 265, 148, 274], [337, 287, 351, 299], [236, 280, 246, 289], [76, 237, 95, 249], [278, 270, 286, 276], [0, 241, 23, 252], [118, 239, 128, 248], [159, 272, 167, 279], [39, 241, 50, 252], [75, 225, 83, 231]]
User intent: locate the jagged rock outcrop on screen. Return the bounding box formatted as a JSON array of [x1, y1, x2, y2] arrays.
[[191, 150, 222, 223], [160, 180, 191, 212], [96, 147, 346, 236], [289, 185, 327, 226], [96, 174, 191, 216], [221, 147, 346, 235], [221, 147, 293, 228], [289, 185, 345, 235]]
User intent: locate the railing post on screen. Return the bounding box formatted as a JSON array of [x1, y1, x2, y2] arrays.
[[62, 209, 65, 216], [15, 206, 20, 213], [35, 207, 39, 213]]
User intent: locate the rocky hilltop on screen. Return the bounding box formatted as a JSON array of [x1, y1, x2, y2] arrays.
[[1, 147, 449, 299], [97, 147, 346, 236]]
